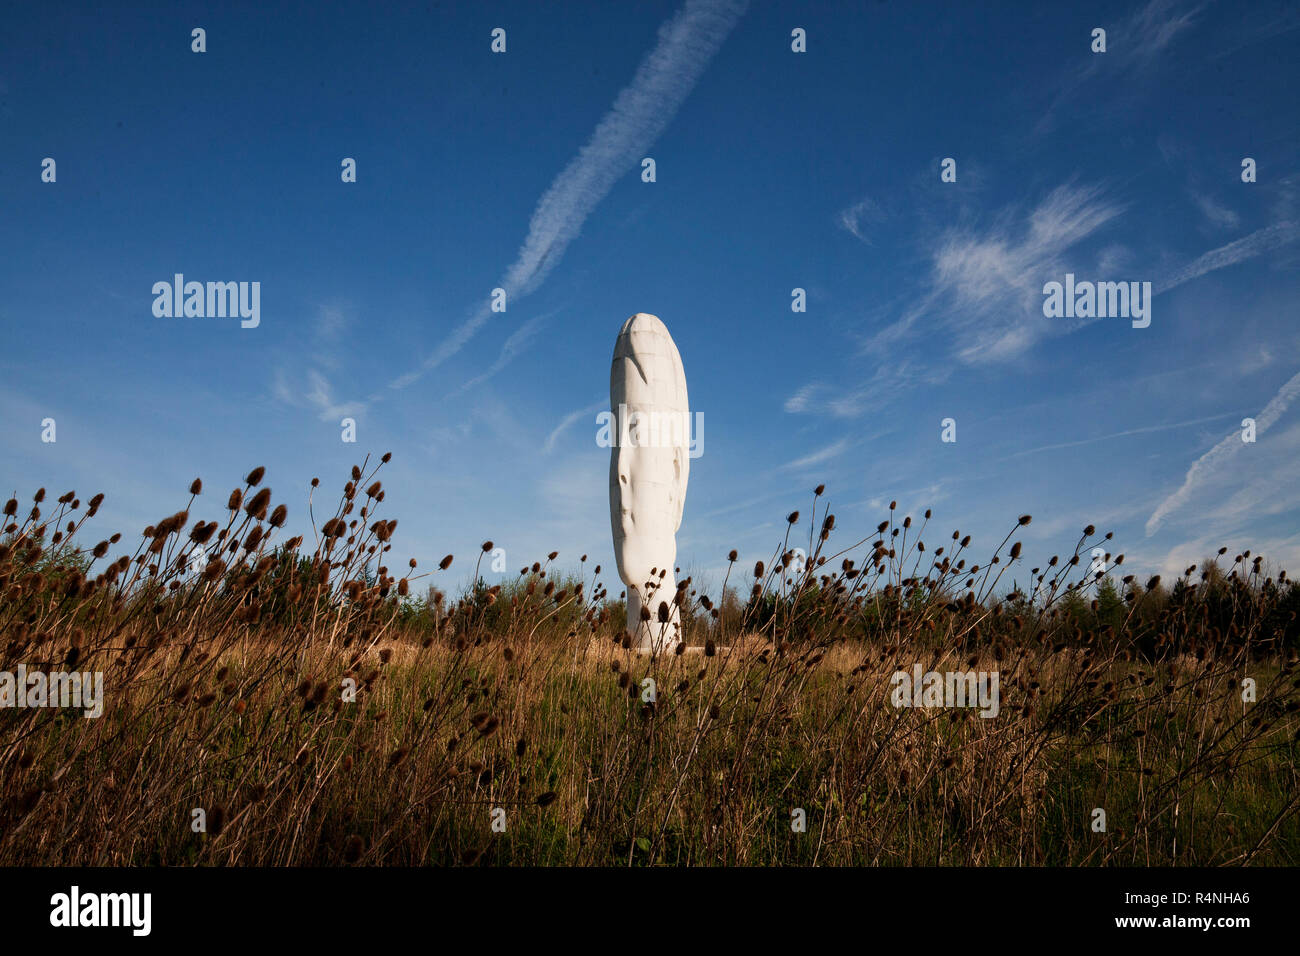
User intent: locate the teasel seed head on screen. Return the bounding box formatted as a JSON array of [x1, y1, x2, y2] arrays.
[[245, 488, 272, 520]]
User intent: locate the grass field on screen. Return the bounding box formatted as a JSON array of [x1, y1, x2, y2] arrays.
[[2, 458, 1297, 865]]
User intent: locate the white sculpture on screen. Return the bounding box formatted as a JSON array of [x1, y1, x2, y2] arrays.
[[608, 313, 690, 653]]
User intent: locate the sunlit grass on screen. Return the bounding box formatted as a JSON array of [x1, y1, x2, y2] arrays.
[[2, 460, 1297, 865]]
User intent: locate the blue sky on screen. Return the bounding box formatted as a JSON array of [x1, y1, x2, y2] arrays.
[[2, 0, 1298, 598]]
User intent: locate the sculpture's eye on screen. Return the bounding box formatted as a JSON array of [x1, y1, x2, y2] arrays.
[[620, 473, 628, 484]]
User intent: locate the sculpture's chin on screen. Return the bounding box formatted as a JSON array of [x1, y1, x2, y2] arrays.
[[614, 533, 677, 593]]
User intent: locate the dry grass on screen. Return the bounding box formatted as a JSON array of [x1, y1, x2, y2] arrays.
[[2, 460, 1297, 865]]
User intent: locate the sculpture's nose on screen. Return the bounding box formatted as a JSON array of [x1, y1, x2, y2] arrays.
[[614, 439, 634, 532]]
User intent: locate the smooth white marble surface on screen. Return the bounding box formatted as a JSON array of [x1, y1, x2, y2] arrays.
[[608, 313, 690, 652]]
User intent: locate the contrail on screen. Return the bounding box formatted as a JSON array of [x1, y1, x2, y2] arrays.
[[446, 308, 562, 398], [1156, 221, 1299, 294], [392, 0, 749, 390], [1146, 368, 1300, 535], [544, 400, 606, 453]]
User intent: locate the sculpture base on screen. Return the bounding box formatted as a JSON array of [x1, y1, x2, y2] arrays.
[[625, 583, 684, 654], [630, 643, 729, 656], [627, 621, 682, 655]]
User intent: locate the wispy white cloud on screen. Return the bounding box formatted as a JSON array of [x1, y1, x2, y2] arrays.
[[1036, 0, 1204, 135], [780, 439, 848, 471], [272, 304, 369, 421], [785, 361, 948, 419], [865, 180, 1124, 363], [998, 413, 1241, 461], [864, 482, 950, 521], [1127, 0, 1205, 62], [310, 303, 350, 370], [838, 197, 883, 244], [303, 369, 367, 422], [1148, 532, 1300, 582], [1208, 3, 1300, 60], [1189, 190, 1241, 230], [783, 383, 821, 414], [789, 185, 1299, 420], [544, 399, 606, 454], [1095, 243, 1131, 274], [447, 308, 561, 398], [692, 489, 794, 521], [424, 395, 537, 455], [1146, 368, 1300, 534], [389, 0, 748, 392]]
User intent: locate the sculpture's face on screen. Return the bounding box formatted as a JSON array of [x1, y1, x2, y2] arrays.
[[612, 431, 682, 592], [609, 314, 689, 597]]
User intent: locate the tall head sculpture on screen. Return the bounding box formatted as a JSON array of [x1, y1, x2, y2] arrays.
[[609, 313, 690, 653]]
